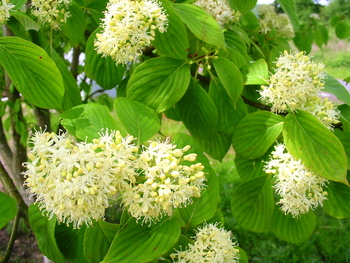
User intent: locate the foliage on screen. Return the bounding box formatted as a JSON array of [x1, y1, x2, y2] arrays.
[[0, 0, 350, 262]]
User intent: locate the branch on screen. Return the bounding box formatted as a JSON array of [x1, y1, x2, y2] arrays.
[[33, 107, 51, 132], [0, 117, 13, 175], [71, 46, 81, 80], [0, 211, 20, 263], [241, 95, 273, 111], [0, 160, 28, 224]]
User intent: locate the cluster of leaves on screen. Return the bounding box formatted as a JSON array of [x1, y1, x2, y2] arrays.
[[0, 0, 350, 262]]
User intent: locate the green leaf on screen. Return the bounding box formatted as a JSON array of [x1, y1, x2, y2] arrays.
[[61, 2, 86, 45], [28, 204, 66, 263], [0, 191, 17, 229], [212, 57, 243, 106], [293, 30, 313, 54], [323, 74, 350, 106], [55, 224, 88, 263], [271, 209, 316, 244], [153, 0, 188, 60], [276, 0, 299, 31], [173, 3, 225, 48], [335, 130, 350, 170], [127, 57, 190, 113], [84, 221, 119, 263], [232, 111, 284, 159], [85, 28, 126, 90], [209, 78, 248, 135], [235, 147, 273, 182], [224, 29, 247, 55], [335, 21, 350, 39], [114, 97, 160, 145], [245, 59, 269, 85], [173, 133, 220, 227], [0, 37, 64, 110], [199, 131, 232, 161], [86, 0, 108, 24], [11, 11, 40, 31], [323, 181, 350, 219], [231, 175, 274, 232], [48, 49, 82, 111], [11, 0, 27, 9], [283, 110, 348, 184], [177, 80, 218, 140], [102, 219, 180, 263], [61, 103, 119, 141], [230, 0, 257, 13]]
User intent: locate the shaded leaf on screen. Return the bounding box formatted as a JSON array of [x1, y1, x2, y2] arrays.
[[0, 192, 17, 229], [323, 181, 350, 219]]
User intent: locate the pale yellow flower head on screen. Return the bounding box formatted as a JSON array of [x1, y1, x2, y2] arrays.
[[259, 5, 294, 38], [264, 144, 329, 217], [94, 0, 168, 65], [171, 223, 240, 263], [259, 51, 340, 129], [0, 0, 15, 24], [120, 140, 206, 224], [31, 0, 72, 30], [23, 129, 138, 228], [193, 0, 240, 28]]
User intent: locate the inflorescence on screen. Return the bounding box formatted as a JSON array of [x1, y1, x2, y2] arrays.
[[23, 129, 206, 228]]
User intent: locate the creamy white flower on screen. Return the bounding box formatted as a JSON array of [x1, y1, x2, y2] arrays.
[[193, 0, 240, 28], [0, 0, 14, 24], [171, 223, 240, 263], [259, 5, 294, 38], [120, 140, 206, 224], [264, 144, 329, 217], [94, 0, 168, 65], [259, 51, 340, 129], [23, 129, 137, 228], [31, 0, 72, 30]]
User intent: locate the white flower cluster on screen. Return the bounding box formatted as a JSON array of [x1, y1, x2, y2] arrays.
[[0, 0, 14, 24], [264, 144, 329, 217], [259, 51, 340, 129], [259, 5, 294, 38], [94, 0, 168, 65], [121, 140, 206, 224], [171, 223, 240, 263], [24, 130, 137, 229], [193, 0, 240, 29], [31, 0, 72, 30], [23, 130, 206, 228]]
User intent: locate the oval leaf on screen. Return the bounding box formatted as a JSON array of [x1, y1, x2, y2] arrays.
[[84, 221, 119, 263], [153, 0, 189, 60], [102, 219, 180, 263], [127, 57, 190, 113], [245, 59, 269, 85], [0, 191, 17, 229], [173, 3, 225, 48], [28, 204, 66, 263], [283, 110, 348, 184], [231, 175, 274, 233], [61, 2, 86, 45], [271, 209, 316, 244], [212, 57, 244, 105], [323, 181, 350, 219], [177, 80, 218, 140], [85, 28, 126, 90], [61, 103, 120, 141], [55, 224, 88, 263], [323, 74, 350, 106], [114, 97, 160, 144], [0, 37, 64, 109], [233, 111, 284, 159], [335, 21, 350, 39]]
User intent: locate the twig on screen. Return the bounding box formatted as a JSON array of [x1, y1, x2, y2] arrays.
[[0, 211, 20, 263]]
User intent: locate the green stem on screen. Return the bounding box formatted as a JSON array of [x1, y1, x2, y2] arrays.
[[0, 161, 28, 225], [0, 211, 20, 263]]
